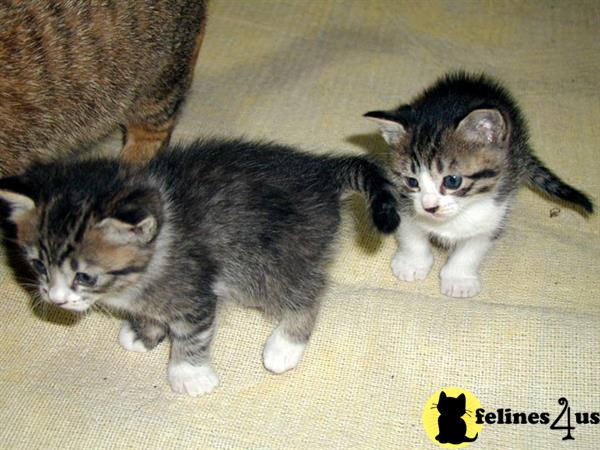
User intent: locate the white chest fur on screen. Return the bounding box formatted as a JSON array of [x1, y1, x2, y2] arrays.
[[415, 198, 509, 242]]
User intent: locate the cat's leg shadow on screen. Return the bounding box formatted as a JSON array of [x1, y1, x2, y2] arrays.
[[344, 133, 394, 254], [345, 133, 390, 162], [346, 194, 386, 254]]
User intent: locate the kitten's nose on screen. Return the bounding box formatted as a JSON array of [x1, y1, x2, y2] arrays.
[[422, 194, 439, 213], [48, 286, 70, 305]]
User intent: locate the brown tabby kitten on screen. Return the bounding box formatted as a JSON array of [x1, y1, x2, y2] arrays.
[[0, 0, 208, 175]]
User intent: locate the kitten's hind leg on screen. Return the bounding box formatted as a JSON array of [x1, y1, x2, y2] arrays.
[[440, 235, 493, 298], [263, 305, 318, 374], [119, 318, 167, 353], [168, 310, 219, 397]]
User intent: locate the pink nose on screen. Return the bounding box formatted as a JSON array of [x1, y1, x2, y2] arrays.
[[422, 194, 439, 211]]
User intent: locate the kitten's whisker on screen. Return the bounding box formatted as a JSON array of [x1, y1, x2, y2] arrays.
[[19, 283, 41, 289], [1, 236, 24, 245], [93, 302, 117, 320]]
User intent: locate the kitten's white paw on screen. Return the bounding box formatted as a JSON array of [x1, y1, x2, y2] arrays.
[[392, 250, 433, 281], [440, 275, 481, 298], [263, 328, 306, 374], [168, 361, 219, 397], [118, 321, 149, 353]]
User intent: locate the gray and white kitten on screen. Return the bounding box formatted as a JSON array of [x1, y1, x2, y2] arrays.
[[365, 72, 593, 298], [0, 139, 399, 397]]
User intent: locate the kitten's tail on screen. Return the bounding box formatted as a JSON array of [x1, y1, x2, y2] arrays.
[[463, 433, 478, 442], [526, 155, 593, 214], [332, 156, 400, 233]]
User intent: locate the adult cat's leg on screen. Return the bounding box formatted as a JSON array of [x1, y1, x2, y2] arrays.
[[121, 120, 175, 163], [263, 304, 318, 374], [392, 218, 434, 281], [121, 17, 207, 164], [119, 317, 167, 353], [167, 307, 218, 397], [440, 234, 493, 298]]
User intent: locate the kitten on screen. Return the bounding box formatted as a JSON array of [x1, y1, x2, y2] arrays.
[[435, 392, 478, 444], [0, 139, 399, 397], [365, 72, 593, 298], [0, 0, 208, 175]]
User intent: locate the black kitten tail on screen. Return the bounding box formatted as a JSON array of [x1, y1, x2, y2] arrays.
[[332, 156, 401, 233], [527, 155, 594, 214]]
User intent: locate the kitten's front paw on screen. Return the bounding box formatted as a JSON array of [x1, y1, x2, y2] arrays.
[[168, 361, 219, 397], [118, 321, 150, 353], [392, 250, 433, 281], [263, 328, 306, 374], [440, 275, 481, 298]]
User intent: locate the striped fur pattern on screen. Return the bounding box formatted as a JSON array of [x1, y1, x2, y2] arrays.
[[366, 72, 593, 298], [0, 138, 399, 396], [0, 0, 208, 174]]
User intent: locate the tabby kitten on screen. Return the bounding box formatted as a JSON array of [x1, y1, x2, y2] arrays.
[[0, 0, 208, 175], [365, 72, 593, 298], [0, 139, 399, 397]]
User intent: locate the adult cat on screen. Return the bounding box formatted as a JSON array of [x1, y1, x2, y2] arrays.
[[0, 0, 208, 174]]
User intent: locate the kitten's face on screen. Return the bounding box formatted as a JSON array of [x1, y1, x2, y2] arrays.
[[391, 132, 503, 221], [367, 108, 508, 222], [0, 176, 160, 313], [17, 209, 155, 312]]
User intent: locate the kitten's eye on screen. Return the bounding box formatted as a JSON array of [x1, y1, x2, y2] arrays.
[[406, 177, 419, 189], [31, 259, 47, 277], [443, 175, 463, 190], [74, 272, 97, 287]]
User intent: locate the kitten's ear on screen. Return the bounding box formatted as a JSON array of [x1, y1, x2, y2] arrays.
[[458, 393, 466, 406], [364, 110, 407, 145], [96, 215, 158, 245], [439, 391, 447, 401], [0, 176, 36, 222], [456, 109, 507, 144], [97, 187, 162, 245]]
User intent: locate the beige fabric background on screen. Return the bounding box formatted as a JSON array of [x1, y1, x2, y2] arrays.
[[1, 1, 599, 448]]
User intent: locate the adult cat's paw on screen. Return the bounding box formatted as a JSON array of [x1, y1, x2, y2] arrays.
[[263, 328, 306, 374], [440, 275, 481, 298], [392, 250, 433, 281], [168, 361, 219, 397], [118, 321, 150, 353]]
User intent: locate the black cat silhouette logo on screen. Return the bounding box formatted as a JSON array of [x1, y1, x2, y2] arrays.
[[422, 387, 483, 448]]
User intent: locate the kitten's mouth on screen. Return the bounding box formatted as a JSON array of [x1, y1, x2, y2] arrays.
[[45, 298, 91, 313], [419, 210, 453, 221], [58, 302, 91, 312], [417, 204, 458, 221]]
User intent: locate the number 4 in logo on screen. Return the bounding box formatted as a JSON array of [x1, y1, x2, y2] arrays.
[[550, 397, 575, 440]]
